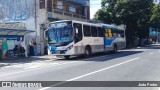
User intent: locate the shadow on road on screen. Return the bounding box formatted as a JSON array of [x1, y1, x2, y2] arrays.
[[0, 44, 159, 68], [57, 50, 143, 62]]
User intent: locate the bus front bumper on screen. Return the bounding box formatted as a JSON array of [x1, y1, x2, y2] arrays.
[[51, 50, 74, 56]]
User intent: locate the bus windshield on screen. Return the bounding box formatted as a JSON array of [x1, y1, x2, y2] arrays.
[[48, 26, 73, 43]]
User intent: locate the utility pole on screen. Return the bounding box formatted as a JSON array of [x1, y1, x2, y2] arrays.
[[35, 0, 37, 37]]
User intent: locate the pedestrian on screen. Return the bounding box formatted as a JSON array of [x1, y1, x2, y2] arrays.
[[29, 41, 34, 56], [20, 38, 28, 57], [33, 39, 38, 56], [20, 37, 28, 57], [0, 45, 3, 61], [2, 39, 8, 59]]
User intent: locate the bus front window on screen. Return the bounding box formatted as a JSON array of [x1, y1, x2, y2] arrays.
[[48, 29, 57, 43], [48, 26, 73, 44]]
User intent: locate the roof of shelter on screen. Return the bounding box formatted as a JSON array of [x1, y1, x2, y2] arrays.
[[0, 28, 35, 36]]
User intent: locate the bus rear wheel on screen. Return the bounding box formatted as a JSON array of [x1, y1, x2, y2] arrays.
[[85, 47, 92, 57], [64, 55, 70, 59], [113, 45, 118, 53]]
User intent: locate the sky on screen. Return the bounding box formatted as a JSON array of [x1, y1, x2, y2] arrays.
[[90, 0, 101, 19]]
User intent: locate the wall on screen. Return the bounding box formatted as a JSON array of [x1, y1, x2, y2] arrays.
[[0, 0, 41, 55]]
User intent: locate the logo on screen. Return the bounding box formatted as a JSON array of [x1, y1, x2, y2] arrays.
[[2, 82, 12, 87]]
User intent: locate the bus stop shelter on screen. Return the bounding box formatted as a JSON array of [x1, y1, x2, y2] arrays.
[[0, 28, 35, 36], [0, 28, 35, 57]]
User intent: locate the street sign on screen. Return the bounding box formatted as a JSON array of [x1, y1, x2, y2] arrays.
[[0, 22, 26, 30]]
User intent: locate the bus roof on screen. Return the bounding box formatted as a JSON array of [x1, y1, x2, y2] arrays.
[[102, 24, 125, 30], [49, 20, 125, 30], [50, 20, 72, 24]]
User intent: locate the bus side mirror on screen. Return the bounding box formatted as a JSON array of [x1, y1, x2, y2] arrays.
[[75, 28, 79, 38], [76, 28, 78, 34], [44, 30, 48, 40], [74, 28, 79, 43]]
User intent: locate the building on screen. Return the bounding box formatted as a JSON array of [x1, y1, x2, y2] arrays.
[[0, 0, 90, 56], [149, 28, 160, 43], [38, 0, 90, 23]]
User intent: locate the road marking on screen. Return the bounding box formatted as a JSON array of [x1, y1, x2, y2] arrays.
[[3, 60, 55, 68], [0, 54, 112, 77], [4, 54, 110, 69], [38, 57, 140, 90], [3, 54, 111, 70], [67, 57, 140, 81], [0, 61, 79, 77], [159, 88, 160, 90], [149, 53, 154, 55], [24, 63, 59, 69]]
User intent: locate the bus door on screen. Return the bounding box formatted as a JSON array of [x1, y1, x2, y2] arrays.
[[73, 23, 83, 54]]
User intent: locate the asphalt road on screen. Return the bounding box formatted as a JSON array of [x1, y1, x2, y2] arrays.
[[0, 45, 160, 90]]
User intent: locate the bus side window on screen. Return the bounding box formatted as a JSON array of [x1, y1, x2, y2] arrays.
[[120, 30, 125, 38], [73, 23, 82, 43], [112, 30, 117, 37], [105, 29, 112, 37], [97, 27, 104, 37], [83, 25, 91, 37], [118, 34, 121, 38], [108, 29, 112, 37], [91, 26, 98, 37], [117, 30, 124, 38], [105, 29, 109, 37]]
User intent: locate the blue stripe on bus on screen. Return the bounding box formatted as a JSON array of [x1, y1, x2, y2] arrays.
[[47, 45, 57, 51], [104, 37, 116, 46], [102, 25, 118, 30], [51, 47, 57, 51]]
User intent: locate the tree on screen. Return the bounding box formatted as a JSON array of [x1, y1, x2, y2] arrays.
[[150, 4, 160, 29], [94, 0, 153, 47]]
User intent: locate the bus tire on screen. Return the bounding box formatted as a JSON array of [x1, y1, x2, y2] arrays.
[[85, 46, 92, 57], [64, 55, 70, 59], [113, 44, 118, 53]]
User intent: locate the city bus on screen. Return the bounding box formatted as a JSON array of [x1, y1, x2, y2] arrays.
[[44, 20, 126, 59]]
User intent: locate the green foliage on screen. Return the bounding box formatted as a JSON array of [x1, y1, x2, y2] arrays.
[[150, 4, 160, 29], [94, 0, 154, 46]]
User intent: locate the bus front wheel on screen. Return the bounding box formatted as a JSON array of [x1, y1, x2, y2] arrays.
[[64, 55, 70, 59]]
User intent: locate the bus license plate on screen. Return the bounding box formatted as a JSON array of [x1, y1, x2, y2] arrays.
[[56, 51, 60, 54]]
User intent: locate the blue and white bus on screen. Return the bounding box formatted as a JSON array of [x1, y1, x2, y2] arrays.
[[44, 20, 126, 59]]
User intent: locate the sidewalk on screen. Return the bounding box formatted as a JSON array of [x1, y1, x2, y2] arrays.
[[0, 55, 58, 68], [151, 43, 160, 45]]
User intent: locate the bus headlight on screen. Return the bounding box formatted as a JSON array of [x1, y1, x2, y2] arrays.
[[67, 45, 73, 51]]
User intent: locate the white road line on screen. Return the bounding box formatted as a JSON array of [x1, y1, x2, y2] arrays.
[[0, 61, 79, 77], [4, 54, 109, 69], [0, 54, 111, 77], [24, 63, 59, 69], [38, 57, 141, 90], [159, 88, 160, 90], [149, 53, 154, 55]]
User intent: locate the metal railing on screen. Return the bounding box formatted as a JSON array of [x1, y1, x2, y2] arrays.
[[52, 8, 87, 20]]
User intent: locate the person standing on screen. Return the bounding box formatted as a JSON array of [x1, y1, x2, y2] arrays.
[[20, 38, 28, 57], [0, 45, 2, 61], [2, 39, 8, 59], [29, 41, 34, 56], [33, 39, 37, 56]]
